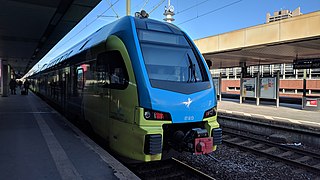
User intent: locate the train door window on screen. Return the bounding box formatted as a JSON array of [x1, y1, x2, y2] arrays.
[[77, 67, 84, 89], [84, 63, 94, 86], [77, 63, 91, 89]]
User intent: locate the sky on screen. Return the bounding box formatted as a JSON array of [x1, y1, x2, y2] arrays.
[[28, 0, 320, 76]]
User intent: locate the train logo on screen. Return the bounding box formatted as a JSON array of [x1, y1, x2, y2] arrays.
[[183, 98, 193, 108]]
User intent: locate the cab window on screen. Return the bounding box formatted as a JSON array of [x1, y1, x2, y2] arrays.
[[96, 50, 129, 89]]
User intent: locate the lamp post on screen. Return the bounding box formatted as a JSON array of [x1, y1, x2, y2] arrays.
[[126, 0, 131, 16]]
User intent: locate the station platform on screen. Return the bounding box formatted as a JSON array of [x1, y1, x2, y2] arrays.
[[217, 98, 320, 131], [0, 91, 139, 179]]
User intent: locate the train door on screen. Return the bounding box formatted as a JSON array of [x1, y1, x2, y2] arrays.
[[77, 67, 84, 94], [48, 72, 55, 99], [42, 74, 48, 95], [81, 60, 110, 139], [65, 66, 84, 121], [60, 69, 68, 109], [105, 36, 139, 156], [65, 67, 71, 100]]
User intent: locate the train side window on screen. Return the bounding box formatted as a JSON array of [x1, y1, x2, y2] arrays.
[[97, 50, 129, 90], [97, 53, 110, 87], [77, 68, 84, 89], [109, 51, 129, 89]]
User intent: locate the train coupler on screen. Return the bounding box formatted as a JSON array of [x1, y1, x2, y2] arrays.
[[194, 137, 213, 155]]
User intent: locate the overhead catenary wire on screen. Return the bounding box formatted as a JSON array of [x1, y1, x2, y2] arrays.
[[140, 0, 150, 11], [178, 0, 244, 25], [26, 1, 121, 77], [133, 0, 146, 11], [149, 0, 166, 14], [176, 0, 210, 15], [106, 0, 119, 19], [44, 0, 120, 60]]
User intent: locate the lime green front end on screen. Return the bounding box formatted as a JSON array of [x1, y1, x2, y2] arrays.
[[109, 107, 164, 162], [108, 106, 220, 162]]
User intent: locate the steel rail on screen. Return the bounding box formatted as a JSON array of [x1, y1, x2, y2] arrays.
[[224, 127, 320, 159], [129, 158, 215, 179], [223, 130, 320, 175]]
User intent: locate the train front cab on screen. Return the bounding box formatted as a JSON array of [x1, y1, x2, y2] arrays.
[[56, 16, 222, 162], [107, 17, 222, 162]]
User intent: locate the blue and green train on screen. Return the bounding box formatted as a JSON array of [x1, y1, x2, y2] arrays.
[[30, 14, 222, 162]]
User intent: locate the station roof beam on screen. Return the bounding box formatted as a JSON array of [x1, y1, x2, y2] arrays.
[[0, 0, 101, 76], [194, 11, 320, 68]]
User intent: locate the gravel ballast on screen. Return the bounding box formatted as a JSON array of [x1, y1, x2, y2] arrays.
[[178, 144, 319, 180]]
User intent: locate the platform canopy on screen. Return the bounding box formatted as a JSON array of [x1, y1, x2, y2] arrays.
[[194, 11, 320, 69], [0, 0, 101, 77]]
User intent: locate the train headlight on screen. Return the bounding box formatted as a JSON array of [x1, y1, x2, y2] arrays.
[[203, 107, 217, 118], [144, 109, 171, 121], [144, 111, 151, 119]]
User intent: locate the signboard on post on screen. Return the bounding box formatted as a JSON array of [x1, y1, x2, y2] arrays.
[[293, 58, 320, 69], [242, 78, 256, 98], [260, 77, 277, 99]]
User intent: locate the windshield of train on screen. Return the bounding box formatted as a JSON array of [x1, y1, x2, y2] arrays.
[[138, 30, 208, 84]]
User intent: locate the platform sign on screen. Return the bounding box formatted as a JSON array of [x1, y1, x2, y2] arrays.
[[260, 77, 276, 99], [242, 78, 256, 98], [306, 99, 318, 107], [293, 58, 320, 69], [212, 77, 220, 95]]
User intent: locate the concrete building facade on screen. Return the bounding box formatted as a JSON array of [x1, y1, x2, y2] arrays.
[[194, 8, 320, 99], [266, 7, 302, 23]]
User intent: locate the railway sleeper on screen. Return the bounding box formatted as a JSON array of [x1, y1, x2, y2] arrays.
[[312, 163, 320, 169], [294, 156, 312, 163], [261, 147, 278, 153], [278, 151, 294, 157], [251, 143, 264, 149], [225, 137, 240, 142], [235, 140, 252, 145]]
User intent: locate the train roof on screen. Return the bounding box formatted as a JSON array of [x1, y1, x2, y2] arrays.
[[34, 16, 184, 75]]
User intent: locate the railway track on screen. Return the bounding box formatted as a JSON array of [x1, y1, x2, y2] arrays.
[[223, 129, 320, 175], [129, 158, 215, 180]]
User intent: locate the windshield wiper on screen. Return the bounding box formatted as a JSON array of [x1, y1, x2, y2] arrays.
[[187, 54, 197, 83]]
